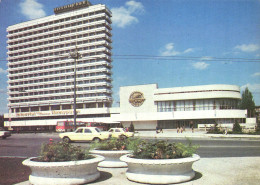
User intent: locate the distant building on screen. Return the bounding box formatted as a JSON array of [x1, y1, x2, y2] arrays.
[[112, 84, 255, 130], [5, 1, 113, 131]]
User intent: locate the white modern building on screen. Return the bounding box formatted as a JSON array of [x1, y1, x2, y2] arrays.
[[5, 1, 113, 130], [4, 1, 256, 131], [112, 84, 255, 130]]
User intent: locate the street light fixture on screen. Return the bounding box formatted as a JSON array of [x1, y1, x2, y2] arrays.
[[69, 46, 81, 130]]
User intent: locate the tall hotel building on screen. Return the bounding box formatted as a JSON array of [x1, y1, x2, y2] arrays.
[[5, 1, 113, 130]]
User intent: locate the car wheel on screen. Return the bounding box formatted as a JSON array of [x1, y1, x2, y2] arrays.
[[93, 137, 101, 142], [2, 136, 6, 139], [63, 137, 71, 143]]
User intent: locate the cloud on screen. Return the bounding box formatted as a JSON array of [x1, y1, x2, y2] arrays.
[[192, 62, 209, 70], [0, 68, 7, 74], [111, 1, 144, 28], [241, 83, 260, 92], [160, 43, 195, 56], [252, 72, 260, 77], [234, 44, 260, 53], [20, 0, 46, 20]]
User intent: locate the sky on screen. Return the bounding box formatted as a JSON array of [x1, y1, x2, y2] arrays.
[[0, 0, 260, 114]]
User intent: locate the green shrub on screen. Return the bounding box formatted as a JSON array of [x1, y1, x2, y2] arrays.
[[129, 123, 135, 132], [130, 139, 199, 159], [37, 141, 92, 162], [92, 136, 128, 150], [207, 123, 224, 134], [233, 121, 242, 133]]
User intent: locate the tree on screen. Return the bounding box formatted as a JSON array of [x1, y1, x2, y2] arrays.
[[129, 122, 135, 132], [239, 87, 255, 117], [0, 115, 4, 128], [233, 120, 242, 133]]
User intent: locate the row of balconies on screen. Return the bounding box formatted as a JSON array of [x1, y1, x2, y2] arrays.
[[8, 58, 111, 77], [8, 68, 111, 84], [8, 48, 111, 67], [8, 33, 111, 59], [7, 27, 112, 54], [8, 46, 111, 70], [7, 25, 112, 51], [8, 75, 112, 92], [7, 6, 111, 33], [9, 83, 112, 99], [8, 51, 112, 73], [7, 19, 111, 46], [9, 90, 112, 103], [8, 94, 113, 107], [8, 69, 111, 84], [7, 10, 111, 38], [9, 80, 112, 94], [9, 59, 112, 74]]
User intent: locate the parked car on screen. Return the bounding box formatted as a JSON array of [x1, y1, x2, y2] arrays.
[[108, 128, 134, 138], [59, 127, 111, 143], [0, 127, 11, 139]]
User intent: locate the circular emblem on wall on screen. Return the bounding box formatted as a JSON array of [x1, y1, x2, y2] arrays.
[[129, 91, 145, 107]]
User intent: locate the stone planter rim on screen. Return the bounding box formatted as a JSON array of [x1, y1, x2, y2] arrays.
[[23, 154, 104, 167], [90, 149, 131, 154], [120, 154, 200, 164]]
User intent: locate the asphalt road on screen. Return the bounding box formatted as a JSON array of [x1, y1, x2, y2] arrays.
[[0, 133, 260, 158]]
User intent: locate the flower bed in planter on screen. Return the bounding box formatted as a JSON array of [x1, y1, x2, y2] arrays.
[[22, 141, 104, 185], [90, 137, 136, 168], [120, 139, 200, 184]]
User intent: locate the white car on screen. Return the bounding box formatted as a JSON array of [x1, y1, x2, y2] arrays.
[[108, 128, 134, 138], [0, 127, 11, 139], [59, 127, 111, 143]]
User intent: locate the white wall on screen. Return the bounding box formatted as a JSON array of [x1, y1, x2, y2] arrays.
[[122, 121, 157, 130], [113, 109, 247, 122], [120, 84, 158, 113], [154, 84, 241, 101]]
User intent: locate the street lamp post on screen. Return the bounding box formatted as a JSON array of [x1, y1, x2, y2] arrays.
[[69, 46, 81, 130]]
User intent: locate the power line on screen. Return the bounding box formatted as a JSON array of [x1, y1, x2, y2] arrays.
[[1, 54, 260, 63]]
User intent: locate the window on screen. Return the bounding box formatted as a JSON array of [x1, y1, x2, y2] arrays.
[[76, 128, 83, 133], [84, 129, 92, 133]]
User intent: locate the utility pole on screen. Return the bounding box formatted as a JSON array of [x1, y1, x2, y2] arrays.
[[69, 46, 81, 130]]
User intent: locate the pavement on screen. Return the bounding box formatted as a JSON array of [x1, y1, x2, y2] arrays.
[[14, 130, 260, 185]]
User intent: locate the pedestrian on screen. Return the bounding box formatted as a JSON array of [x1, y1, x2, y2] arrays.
[[180, 126, 183, 133], [192, 126, 194, 133], [156, 126, 159, 134], [177, 127, 179, 133]]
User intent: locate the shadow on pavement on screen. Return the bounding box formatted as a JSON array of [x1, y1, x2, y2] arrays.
[[89, 170, 113, 184]]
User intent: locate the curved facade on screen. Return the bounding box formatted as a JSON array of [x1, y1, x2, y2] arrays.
[[113, 84, 248, 130]]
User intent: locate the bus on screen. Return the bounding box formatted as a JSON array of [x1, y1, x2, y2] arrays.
[[56, 121, 108, 132], [56, 120, 87, 132], [86, 122, 109, 131]]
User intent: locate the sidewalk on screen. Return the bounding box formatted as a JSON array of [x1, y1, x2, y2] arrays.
[[135, 129, 260, 139], [14, 130, 260, 185], [16, 157, 260, 185]]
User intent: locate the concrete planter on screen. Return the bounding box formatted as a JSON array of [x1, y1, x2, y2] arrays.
[[90, 149, 131, 168], [120, 154, 200, 184], [22, 155, 104, 185]]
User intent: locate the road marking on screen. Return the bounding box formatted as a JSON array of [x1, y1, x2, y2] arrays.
[[199, 146, 260, 148]]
